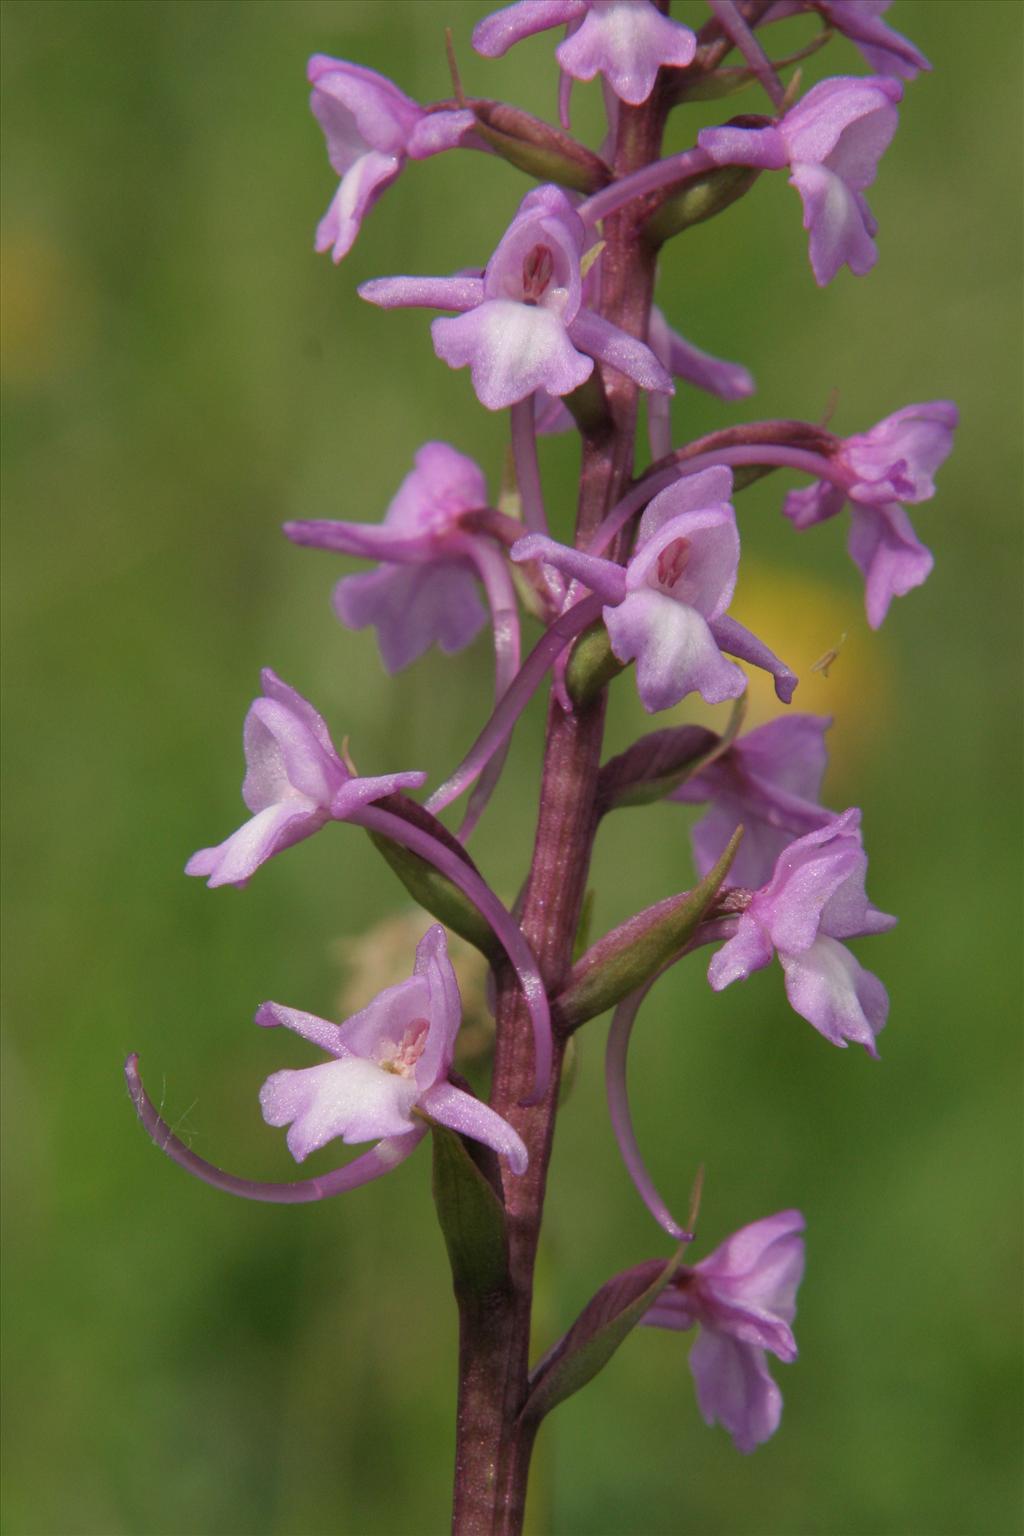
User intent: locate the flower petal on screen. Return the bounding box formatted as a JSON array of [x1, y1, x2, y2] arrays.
[[315, 151, 403, 264], [780, 933, 888, 1053], [790, 161, 879, 285], [689, 1330, 783, 1453], [606, 591, 746, 712], [568, 307, 674, 394], [556, 2, 696, 104], [433, 301, 593, 409], [847, 501, 933, 628], [707, 912, 774, 990], [185, 799, 323, 889], [260, 1056, 420, 1160], [334, 563, 488, 672], [412, 925, 463, 1090], [472, 0, 584, 58], [419, 1081, 529, 1174], [709, 615, 798, 703]]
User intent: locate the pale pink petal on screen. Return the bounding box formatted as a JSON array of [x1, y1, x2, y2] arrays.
[[185, 800, 323, 889], [260, 1056, 420, 1160], [689, 1330, 783, 1453], [780, 934, 888, 1053], [605, 590, 747, 712], [433, 302, 593, 410]]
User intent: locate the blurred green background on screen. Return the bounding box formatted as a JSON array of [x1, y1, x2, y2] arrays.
[[2, 3, 1021, 1533]]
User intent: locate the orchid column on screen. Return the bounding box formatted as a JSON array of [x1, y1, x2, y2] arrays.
[[126, 4, 956, 1533]]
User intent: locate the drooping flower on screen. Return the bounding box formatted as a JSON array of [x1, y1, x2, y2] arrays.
[[473, 1, 697, 106], [673, 714, 834, 888], [258, 926, 528, 1171], [513, 466, 797, 712], [783, 401, 958, 626], [762, 1, 930, 80], [308, 55, 475, 263], [707, 808, 896, 1054], [644, 1210, 805, 1453], [699, 76, 903, 284], [185, 670, 426, 888], [359, 184, 673, 410], [283, 442, 500, 673], [125, 928, 527, 1205]]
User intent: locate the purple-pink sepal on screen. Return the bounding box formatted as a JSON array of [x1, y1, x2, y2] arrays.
[[699, 75, 902, 284], [185, 669, 425, 888], [644, 1210, 805, 1453], [707, 809, 896, 1054]]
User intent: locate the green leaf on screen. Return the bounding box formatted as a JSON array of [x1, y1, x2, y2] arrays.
[[521, 1246, 688, 1425], [429, 1120, 510, 1301], [554, 827, 743, 1031]]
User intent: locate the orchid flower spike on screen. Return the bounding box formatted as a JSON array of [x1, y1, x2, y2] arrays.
[[125, 927, 527, 1206], [698, 76, 903, 285], [783, 401, 958, 627], [513, 466, 797, 713], [644, 1211, 806, 1453], [309, 55, 475, 263], [673, 714, 834, 889], [708, 808, 897, 1055], [359, 184, 673, 410], [185, 670, 426, 888], [283, 442, 511, 673], [473, 1, 697, 108], [762, 1, 930, 80]]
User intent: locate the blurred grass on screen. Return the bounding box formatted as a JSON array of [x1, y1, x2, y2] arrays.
[[1, 2, 1021, 1533]]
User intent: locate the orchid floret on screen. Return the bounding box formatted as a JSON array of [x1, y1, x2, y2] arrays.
[[783, 400, 958, 625], [125, 928, 527, 1207], [259, 926, 528, 1171], [185, 669, 426, 888], [673, 714, 834, 889], [644, 1210, 805, 1453], [285, 442, 493, 673], [513, 466, 797, 713], [359, 185, 673, 410], [707, 809, 897, 1054], [309, 55, 474, 262], [699, 76, 903, 285]]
